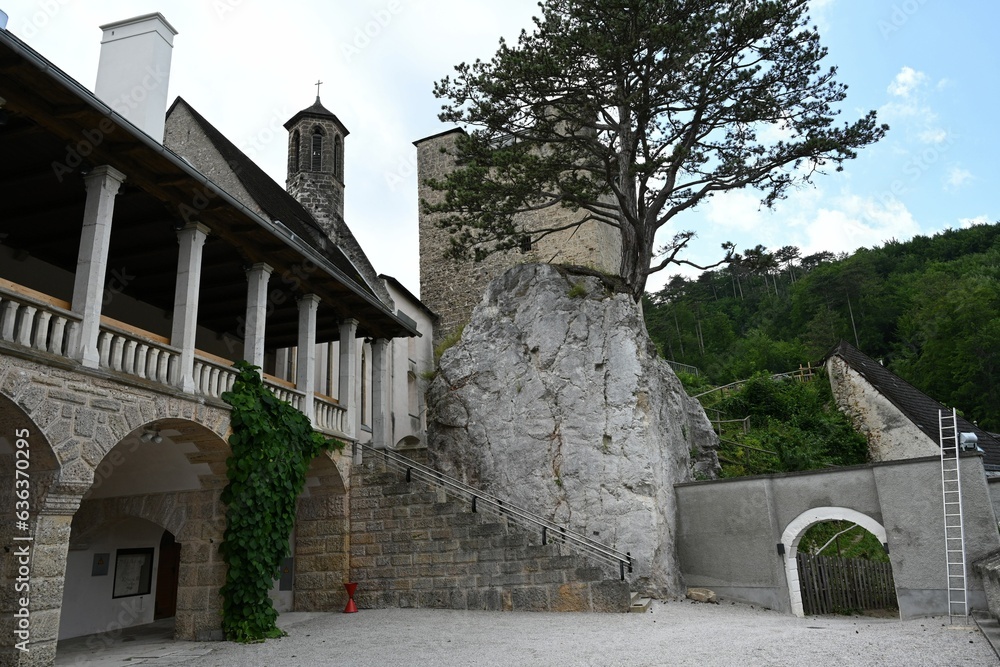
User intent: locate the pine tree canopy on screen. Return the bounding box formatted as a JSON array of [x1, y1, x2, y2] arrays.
[[427, 0, 888, 301]]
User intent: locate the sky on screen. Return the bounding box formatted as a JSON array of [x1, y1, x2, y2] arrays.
[[3, 0, 998, 297]]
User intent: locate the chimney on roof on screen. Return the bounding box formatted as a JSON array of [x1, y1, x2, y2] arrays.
[[95, 13, 177, 142]]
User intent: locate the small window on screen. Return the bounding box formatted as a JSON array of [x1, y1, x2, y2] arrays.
[[311, 129, 323, 171], [290, 130, 300, 173], [334, 135, 344, 180], [520, 235, 532, 253]]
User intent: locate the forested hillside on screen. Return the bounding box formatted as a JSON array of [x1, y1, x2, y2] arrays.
[[643, 222, 1000, 431]]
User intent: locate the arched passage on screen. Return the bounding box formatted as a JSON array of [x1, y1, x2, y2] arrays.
[[65, 417, 232, 642], [782, 507, 890, 616]]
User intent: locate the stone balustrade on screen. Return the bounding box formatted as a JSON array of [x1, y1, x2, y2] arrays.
[[97, 323, 178, 384], [0, 282, 349, 437], [0, 280, 81, 357]]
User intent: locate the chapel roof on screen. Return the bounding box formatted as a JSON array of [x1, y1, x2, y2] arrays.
[[827, 341, 1000, 468], [284, 96, 350, 136], [166, 96, 373, 300]]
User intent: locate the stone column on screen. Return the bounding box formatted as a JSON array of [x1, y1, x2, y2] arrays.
[[171, 223, 209, 393], [70, 165, 126, 368], [15, 493, 82, 666], [243, 263, 273, 368], [338, 319, 358, 439], [296, 295, 320, 423], [371, 338, 390, 449]]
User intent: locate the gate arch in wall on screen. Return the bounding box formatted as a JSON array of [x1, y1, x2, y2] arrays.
[[781, 506, 889, 617]]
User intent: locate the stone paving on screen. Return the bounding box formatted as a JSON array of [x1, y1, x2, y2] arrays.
[[54, 601, 998, 667]]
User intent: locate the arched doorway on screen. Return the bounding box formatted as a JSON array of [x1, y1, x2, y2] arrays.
[[782, 507, 895, 616], [63, 418, 231, 643]]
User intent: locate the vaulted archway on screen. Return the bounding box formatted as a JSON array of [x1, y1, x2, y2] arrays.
[[781, 506, 891, 617]]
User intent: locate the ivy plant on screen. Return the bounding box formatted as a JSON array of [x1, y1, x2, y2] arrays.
[[219, 361, 344, 642]]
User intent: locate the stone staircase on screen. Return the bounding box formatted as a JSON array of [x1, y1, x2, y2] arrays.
[[348, 453, 633, 612]]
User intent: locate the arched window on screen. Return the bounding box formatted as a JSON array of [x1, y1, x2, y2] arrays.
[[310, 127, 324, 171], [334, 135, 344, 180], [290, 130, 300, 173]]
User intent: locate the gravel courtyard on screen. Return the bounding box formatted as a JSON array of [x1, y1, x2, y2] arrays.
[[57, 599, 997, 666]]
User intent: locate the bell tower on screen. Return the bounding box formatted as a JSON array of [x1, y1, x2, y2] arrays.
[[284, 93, 348, 231]]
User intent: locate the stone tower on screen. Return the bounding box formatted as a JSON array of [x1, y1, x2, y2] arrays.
[[285, 97, 391, 305], [416, 129, 622, 343], [285, 96, 347, 227]]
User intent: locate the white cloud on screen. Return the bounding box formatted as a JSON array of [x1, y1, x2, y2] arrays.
[[801, 195, 920, 256], [888, 66, 927, 98], [918, 128, 947, 144], [880, 67, 947, 145], [960, 215, 991, 228], [946, 166, 973, 190]]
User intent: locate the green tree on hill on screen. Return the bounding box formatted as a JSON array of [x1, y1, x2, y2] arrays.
[[426, 0, 886, 301]]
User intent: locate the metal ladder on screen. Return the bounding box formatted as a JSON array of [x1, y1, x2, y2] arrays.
[[939, 408, 968, 623]]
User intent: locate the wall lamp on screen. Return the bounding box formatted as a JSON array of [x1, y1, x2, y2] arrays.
[[140, 429, 163, 444]]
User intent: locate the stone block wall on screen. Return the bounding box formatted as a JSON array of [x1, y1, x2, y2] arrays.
[[348, 457, 629, 612], [416, 130, 622, 345]]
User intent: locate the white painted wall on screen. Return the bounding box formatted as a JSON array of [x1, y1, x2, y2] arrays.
[[94, 13, 176, 141], [383, 278, 435, 449], [59, 517, 165, 640], [826, 356, 939, 462]]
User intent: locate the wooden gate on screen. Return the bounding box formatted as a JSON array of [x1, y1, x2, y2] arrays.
[[797, 553, 896, 615]]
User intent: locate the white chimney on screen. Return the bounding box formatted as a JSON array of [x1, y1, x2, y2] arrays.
[[95, 13, 177, 142]]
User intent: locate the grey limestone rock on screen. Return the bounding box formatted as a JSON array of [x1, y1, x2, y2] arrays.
[[426, 263, 718, 597]]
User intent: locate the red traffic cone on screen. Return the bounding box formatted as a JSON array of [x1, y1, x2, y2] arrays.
[[343, 582, 358, 613]]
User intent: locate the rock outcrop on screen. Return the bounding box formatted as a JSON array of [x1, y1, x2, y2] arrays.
[[427, 263, 718, 597]]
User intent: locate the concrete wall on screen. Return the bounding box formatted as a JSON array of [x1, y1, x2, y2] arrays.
[[675, 456, 1000, 618], [826, 356, 939, 461]]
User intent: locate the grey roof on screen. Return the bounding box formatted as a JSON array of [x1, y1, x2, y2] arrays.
[[166, 96, 373, 301], [283, 96, 350, 136], [827, 341, 1000, 467]]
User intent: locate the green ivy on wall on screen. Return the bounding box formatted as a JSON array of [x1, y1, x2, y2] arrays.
[[219, 361, 345, 642]]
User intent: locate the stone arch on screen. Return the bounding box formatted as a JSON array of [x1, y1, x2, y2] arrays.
[[293, 450, 350, 611], [0, 355, 231, 496], [0, 392, 64, 666], [781, 506, 889, 617], [333, 134, 343, 180], [310, 125, 325, 171], [290, 129, 301, 173], [68, 416, 232, 641], [395, 435, 422, 450]]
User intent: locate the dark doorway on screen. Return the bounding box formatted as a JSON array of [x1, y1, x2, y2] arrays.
[[154, 530, 181, 620]]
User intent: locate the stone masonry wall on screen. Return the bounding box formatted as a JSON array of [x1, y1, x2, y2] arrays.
[[416, 130, 622, 344], [348, 454, 630, 612]]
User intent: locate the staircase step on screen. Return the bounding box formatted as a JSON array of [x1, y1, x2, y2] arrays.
[[629, 592, 652, 613]]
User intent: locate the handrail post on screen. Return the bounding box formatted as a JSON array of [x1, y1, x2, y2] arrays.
[[542, 526, 547, 545], [627, 552, 632, 573], [472, 496, 477, 513], [620, 560, 625, 581]]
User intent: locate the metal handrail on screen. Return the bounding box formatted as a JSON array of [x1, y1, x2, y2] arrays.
[[692, 365, 817, 399], [357, 442, 634, 581]]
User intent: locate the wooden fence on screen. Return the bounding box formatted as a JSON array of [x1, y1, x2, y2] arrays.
[[797, 553, 896, 615]]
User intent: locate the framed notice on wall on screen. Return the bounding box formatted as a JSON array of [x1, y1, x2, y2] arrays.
[[112, 547, 154, 599]]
